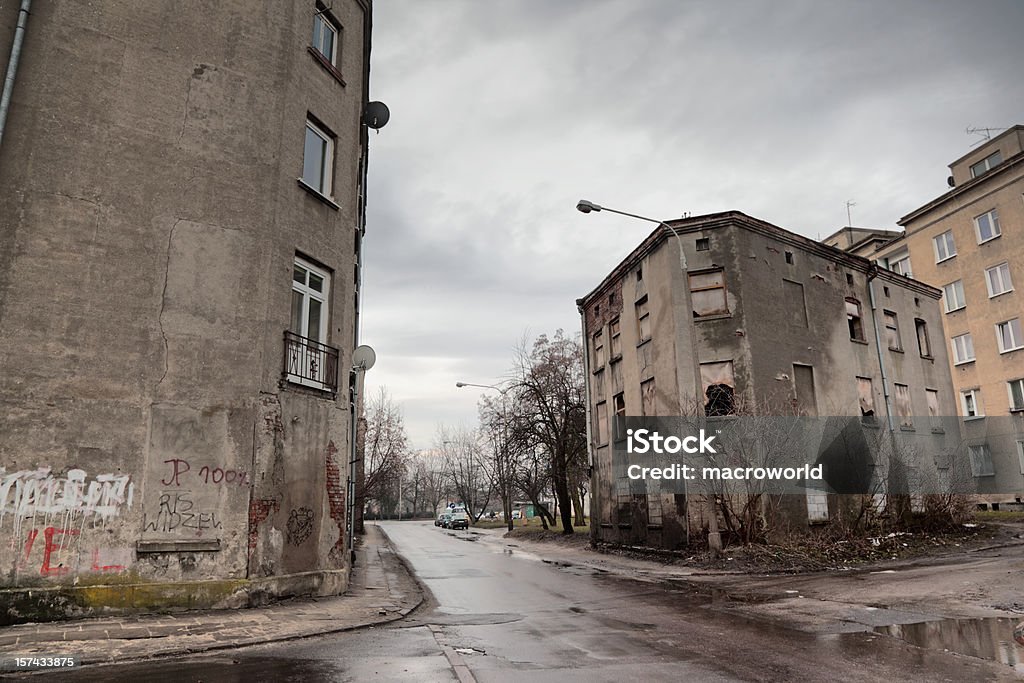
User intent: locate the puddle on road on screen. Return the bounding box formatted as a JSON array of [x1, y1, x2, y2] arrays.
[[874, 617, 1024, 672]]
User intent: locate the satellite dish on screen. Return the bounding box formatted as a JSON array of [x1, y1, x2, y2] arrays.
[[362, 101, 390, 129], [947, 176, 955, 188], [352, 345, 376, 371]]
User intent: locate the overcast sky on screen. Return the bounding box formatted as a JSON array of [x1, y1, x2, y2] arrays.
[[361, 0, 1024, 451]]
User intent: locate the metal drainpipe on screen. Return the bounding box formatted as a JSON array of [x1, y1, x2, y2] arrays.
[[577, 302, 596, 545], [0, 0, 32, 150], [867, 268, 896, 434]]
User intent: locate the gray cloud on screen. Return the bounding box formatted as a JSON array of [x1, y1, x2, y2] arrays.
[[363, 0, 1024, 448]]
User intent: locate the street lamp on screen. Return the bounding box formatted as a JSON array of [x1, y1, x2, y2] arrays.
[[456, 380, 514, 531], [576, 199, 721, 553]]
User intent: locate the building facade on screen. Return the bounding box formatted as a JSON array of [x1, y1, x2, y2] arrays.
[[0, 0, 374, 622], [868, 127, 1024, 506], [579, 211, 958, 549]]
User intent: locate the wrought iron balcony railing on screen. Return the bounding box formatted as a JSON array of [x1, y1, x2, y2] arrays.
[[283, 330, 339, 395]]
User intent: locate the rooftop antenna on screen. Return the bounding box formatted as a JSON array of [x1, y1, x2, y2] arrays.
[[845, 200, 856, 227], [966, 126, 1007, 147]]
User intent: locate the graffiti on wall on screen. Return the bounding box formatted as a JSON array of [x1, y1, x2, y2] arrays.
[[1, 467, 134, 578], [159, 459, 249, 488], [286, 507, 314, 546], [142, 491, 222, 534]]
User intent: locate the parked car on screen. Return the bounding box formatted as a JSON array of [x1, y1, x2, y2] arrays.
[[449, 510, 469, 530], [434, 514, 446, 527], [511, 510, 522, 519], [439, 512, 453, 528]]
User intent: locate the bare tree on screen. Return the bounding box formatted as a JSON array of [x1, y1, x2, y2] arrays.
[[479, 393, 522, 532], [512, 331, 587, 534], [356, 386, 410, 531], [436, 425, 495, 523]]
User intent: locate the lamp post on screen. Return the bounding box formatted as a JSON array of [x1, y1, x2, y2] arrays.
[[456, 381, 514, 532], [576, 199, 721, 554]]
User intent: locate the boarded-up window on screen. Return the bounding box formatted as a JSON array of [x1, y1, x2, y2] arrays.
[[926, 388, 940, 430], [610, 318, 621, 357], [894, 383, 913, 428], [857, 377, 874, 420], [636, 296, 651, 342], [641, 379, 656, 416], [847, 299, 865, 341], [968, 445, 995, 477], [610, 358, 623, 393], [593, 370, 605, 401], [793, 365, 817, 416], [700, 360, 735, 416], [595, 401, 608, 444], [884, 311, 902, 351], [690, 269, 728, 317], [783, 280, 807, 327]]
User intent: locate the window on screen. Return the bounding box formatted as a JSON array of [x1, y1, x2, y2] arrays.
[[609, 319, 621, 358], [889, 253, 912, 278], [784, 251, 794, 264], [846, 299, 865, 341], [969, 150, 1002, 178], [985, 262, 1013, 297], [700, 361, 735, 416], [286, 257, 335, 391], [951, 333, 975, 364], [595, 401, 608, 444], [1018, 440, 1024, 475], [612, 393, 626, 441], [925, 389, 940, 430], [894, 383, 913, 429], [783, 280, 807, 327], [942, 280, 966, 312], [696, 237, 709, 251], [857, 377, 875, 421], [312, 6, 340, 65], [933, 230, 956, 262], [967, 445, 994, 477], [961, 389, 983, 418], [846, 273, 854, 286], [635, 296, 651, 342], [302, 118, 334, 196], [915, 319, 931, 358], [636, 266, 643, 281], [592, 330, 605, 368], [974, 209, 1001, 244], [883, 310, 901, 351], [1007, 379, 1024, 412], [291, 258, 329, 344], [792, 365, 817, 416], [640, 379, 656, 416], [689, 269, 728, 317], [996, 318, 1023, 353]]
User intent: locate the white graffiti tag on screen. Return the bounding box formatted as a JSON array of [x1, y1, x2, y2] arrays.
[[0, 467, 134, 527]]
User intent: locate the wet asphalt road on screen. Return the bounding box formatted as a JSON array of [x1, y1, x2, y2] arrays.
[[45, 521, 1017, 682]]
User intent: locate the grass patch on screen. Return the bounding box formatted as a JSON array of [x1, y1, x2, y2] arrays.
[[974, 510, 1024, 522], [472, 519, 510, 529]]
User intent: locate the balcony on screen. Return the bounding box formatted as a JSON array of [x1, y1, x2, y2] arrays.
[[283, 330, 339, 395]]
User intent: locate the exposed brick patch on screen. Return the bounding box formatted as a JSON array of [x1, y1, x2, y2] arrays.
[[248, 498, 280, 554], [325, 440, 346, 554]]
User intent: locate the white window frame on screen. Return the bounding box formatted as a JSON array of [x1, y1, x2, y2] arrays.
[[933, 230, 956, 263], [889, 253, 912, 278], [312, 10, 340, 65], [985, 262, 1013, 298], [973, 209, 1001, 244], [1007, 379, 1024, 412], [1017, 440, 1024, 475], [969, 151, 1002, 178], [960, 389, 983, 419], [951, 333, 975, 365], [288, 257, 332, 389], [996, 318, 1023, 354], [942, 280, 965, 313], [302, 118, 334, 197]]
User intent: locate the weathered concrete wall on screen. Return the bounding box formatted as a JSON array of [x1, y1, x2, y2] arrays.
[[581, 213, 961, 549], [0, 0, 369, 620]]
